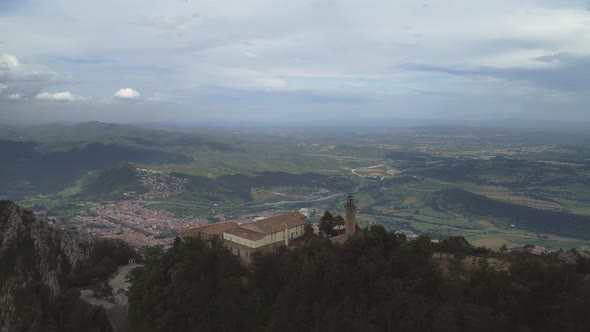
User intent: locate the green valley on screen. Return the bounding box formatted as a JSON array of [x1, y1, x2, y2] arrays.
[[3, 122, 590, 249]]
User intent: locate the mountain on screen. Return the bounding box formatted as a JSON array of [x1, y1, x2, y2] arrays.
[[0, 122, 239, 199], [0, 140, 191, 199], [0, 201, 136, 332], [0, 121, 235, 153]]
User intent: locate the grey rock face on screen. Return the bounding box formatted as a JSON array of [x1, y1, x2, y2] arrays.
[[0, 201, 88, 332]]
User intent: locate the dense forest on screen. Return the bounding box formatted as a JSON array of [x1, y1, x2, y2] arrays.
[[128, 227, 590, 332]]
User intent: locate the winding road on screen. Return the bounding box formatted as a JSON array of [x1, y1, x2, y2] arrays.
[[249, 170, 366, 207]]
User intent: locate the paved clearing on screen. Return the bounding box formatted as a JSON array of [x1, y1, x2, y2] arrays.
[[80, 263, 143, 309], [109, 263, 142, 290], [79, 290, 115, 309]]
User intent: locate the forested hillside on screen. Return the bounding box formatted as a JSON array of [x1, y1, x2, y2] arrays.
[[430, 189, 590, 239], [128, 228, 590, 332], [0, 122, 236, 199]]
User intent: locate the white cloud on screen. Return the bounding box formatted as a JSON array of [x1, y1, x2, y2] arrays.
[[0, 54, 20, 72], [7, 93, 24, 100], [0, 54, 60, 101], [0, 53, 58, 84], [35, 91, 89, 101], [113, 88, 140, 99]]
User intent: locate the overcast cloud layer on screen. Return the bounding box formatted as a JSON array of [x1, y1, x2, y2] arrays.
[[1, 0, 590, 124]]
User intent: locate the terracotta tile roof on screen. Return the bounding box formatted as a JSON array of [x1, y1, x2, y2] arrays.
[[180, 227, 204, 239], [201, 221, 239, 236], [241, 212, 307, 235], [225, 227, 267, 241], [184, 212, 307, 242], [181, 221, 238, 239]]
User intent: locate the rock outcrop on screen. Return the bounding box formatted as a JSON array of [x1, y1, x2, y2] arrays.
[[0, 200, 88, 332]]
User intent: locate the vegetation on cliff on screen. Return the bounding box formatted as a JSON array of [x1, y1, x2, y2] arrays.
[[0, 201, 138, 332]]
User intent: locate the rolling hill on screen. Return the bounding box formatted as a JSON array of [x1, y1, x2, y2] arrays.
[[429, 188, 590, 240]]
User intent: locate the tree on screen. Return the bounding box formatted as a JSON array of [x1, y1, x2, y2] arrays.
[[128, 238, 253, 331], [90, 281, 113, 299], [318, 211, 344, 237], [125, 228, 590, 331], [303, 222, 314, 237], [439, 236, 471, 261]]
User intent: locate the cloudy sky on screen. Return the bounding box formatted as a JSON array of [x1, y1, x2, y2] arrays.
[[1, 0, 590, 124]]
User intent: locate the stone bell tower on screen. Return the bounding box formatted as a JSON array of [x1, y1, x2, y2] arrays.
[[344, 195, 357, 236]]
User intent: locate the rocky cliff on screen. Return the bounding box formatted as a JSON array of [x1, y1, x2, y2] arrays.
[[0, 201, 99, 332]]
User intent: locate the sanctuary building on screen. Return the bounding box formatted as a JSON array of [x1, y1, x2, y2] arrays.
[[180, 212, 307, 264]]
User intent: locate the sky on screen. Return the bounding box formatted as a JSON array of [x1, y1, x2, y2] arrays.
[[1, 0, 590, 124]]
